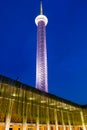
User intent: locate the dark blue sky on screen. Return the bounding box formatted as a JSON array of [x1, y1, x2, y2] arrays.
[[0, 0, 87, 104]]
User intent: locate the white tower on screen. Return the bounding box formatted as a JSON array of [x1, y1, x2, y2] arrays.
[[35, 1, 48, 92]]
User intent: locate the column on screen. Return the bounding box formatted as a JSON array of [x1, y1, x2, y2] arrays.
[[5, 100, 13, 130], [67, 112, 72, 130], [55, 109, 58, 130], [22, 93, 28, 130], [36, 120, 39, 130], [61, 110, 66, 130], [80, 111, 86, 130], [23, 117, 27, 130], [47, 107, 50, 130], [36, 105, 39, 130]]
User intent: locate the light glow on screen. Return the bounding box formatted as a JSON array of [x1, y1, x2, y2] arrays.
[[35, 15, 48, 26]]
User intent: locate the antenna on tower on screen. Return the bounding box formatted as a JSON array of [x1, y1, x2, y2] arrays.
[[40, 0, 43, 15]]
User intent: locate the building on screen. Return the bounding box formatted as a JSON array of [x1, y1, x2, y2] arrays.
[[0, 1, 87, 130], [35, 1, 48, 92], [0, 75, 87, 130]]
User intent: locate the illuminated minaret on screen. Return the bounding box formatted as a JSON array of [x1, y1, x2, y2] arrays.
[[35, 1, 48, 92]]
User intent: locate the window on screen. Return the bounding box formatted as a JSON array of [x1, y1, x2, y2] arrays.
[[9, 128, 13, 130], [50, 127, 53, 130], [28, 128, 33, 130]]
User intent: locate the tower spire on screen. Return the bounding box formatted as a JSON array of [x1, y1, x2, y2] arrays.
[[40, 0, 43, 15]]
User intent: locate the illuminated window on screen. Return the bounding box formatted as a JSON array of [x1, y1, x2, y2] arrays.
[[50, 127, 53, 130], [28, 128, 33, 130]]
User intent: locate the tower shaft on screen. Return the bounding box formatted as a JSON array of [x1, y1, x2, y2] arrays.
[[36, 21, 48, 92], [35, 2, 48, 92]]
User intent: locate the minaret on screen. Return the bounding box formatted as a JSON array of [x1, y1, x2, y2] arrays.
[[35, 1, 48, 92]]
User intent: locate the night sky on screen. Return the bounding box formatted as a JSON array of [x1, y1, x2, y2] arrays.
[[0, 0, 87, 105]]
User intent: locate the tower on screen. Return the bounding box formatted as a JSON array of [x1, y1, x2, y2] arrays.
[[35, 1, 48, 92]]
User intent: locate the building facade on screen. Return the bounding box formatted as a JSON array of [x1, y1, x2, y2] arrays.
[[0, 75, 87, 130]]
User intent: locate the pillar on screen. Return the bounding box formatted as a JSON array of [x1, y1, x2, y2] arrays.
[[61, 110, 66, 130], [55, 109, 58, 130], [36, 105, 39, 130], [80, 111, 86, 130], [5, 100, 13, 130], [23, 117, 27, 130], [47, 107, 50, 130], [67, 112, 72, 130], [22, 92, 28, 130]]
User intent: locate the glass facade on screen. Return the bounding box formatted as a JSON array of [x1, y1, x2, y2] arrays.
[[0, 75, 87, 130]]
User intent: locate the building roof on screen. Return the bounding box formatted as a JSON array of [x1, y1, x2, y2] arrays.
[[0, 75, 87, 109]]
